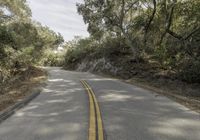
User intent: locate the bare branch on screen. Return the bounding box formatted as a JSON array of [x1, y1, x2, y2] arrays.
[[184, 26, 200, 40], [167, 29, 183, 40], [143, 0, 157, 46], [159, 1, 177, 44], [124, 0, 139, 14]]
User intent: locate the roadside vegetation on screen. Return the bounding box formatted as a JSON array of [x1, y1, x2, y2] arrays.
[[1, 0, 199, 111], [63, 0, 200, 110], [0, 0, 64, 110], [0, 0, 64, 84]]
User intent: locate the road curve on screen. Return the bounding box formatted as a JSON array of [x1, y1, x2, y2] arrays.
[[0, 67, 199, 140]]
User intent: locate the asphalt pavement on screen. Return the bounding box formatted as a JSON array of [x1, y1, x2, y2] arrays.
[[0, 67, 199, 140]]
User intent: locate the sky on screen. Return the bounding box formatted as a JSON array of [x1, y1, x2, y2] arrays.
[[27, 0, 89, 41]]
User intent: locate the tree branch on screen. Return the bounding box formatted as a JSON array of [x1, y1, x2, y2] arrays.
[[144, 0, 157, 46], [166, 29, 183, 40], [124, 0, 138, 14], [159, 1, 176, 44], [184, 26, 200, 40]]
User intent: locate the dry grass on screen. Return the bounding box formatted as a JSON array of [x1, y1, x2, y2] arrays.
[[0, 66, 47, 111], [125, 77, 200, 113]]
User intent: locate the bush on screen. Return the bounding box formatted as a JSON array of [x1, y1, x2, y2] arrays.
[[179, 58, 200, 83]]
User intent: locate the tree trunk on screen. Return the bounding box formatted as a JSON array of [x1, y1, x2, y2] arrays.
[[143, 0, 157, 47]]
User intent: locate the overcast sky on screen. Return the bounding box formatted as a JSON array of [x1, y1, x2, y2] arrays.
[[27, 0, 89, 41]]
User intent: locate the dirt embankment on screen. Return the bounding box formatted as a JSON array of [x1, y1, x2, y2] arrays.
[[0, 66, 47, 111], [65, 56, 200, 113]]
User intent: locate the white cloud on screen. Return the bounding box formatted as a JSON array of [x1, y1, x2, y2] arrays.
[[27, 0, 89, 41]]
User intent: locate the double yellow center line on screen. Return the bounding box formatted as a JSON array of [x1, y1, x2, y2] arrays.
[[80, 80, 104, 140]]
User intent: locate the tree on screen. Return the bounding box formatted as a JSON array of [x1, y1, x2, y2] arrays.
[[75, 0, 200, 82], [0, 0, 64, 83]]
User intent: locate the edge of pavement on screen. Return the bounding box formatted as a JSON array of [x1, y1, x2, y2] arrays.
[[89, 72, 200, 114], [0, 87, 42, 124]]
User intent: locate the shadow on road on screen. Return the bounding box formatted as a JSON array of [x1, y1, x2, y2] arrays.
[[86, 78, 200, 140]]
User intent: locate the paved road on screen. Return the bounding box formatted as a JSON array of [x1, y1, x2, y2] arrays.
[[0, 67, 200, 140]]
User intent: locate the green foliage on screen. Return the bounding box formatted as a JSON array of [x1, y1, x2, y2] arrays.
[[66, 0, 200, 83], [64, 36, 131, 69], [0, 25, 13, 45], [0, 0, 31, 19], [0, 0, 64, 83], [39, 49, 65, 67], [179, 58, 200, 83], [64, 38, 96, 67]]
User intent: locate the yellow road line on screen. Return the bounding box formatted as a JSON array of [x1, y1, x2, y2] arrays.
[[81, 80, 104, 140], [83, 81, 104, 140], [81, 80, 96, 140]]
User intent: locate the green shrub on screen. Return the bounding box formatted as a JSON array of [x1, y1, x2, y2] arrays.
[[179, 58, 200, 83]]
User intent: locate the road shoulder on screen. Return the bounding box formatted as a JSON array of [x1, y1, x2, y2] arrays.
[[94, 72, 200, 113], [0, 66, 47, 118]]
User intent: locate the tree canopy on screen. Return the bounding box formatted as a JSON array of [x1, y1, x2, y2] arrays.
[[0, 0, 64, 83], [73, 0, 200, 83]]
